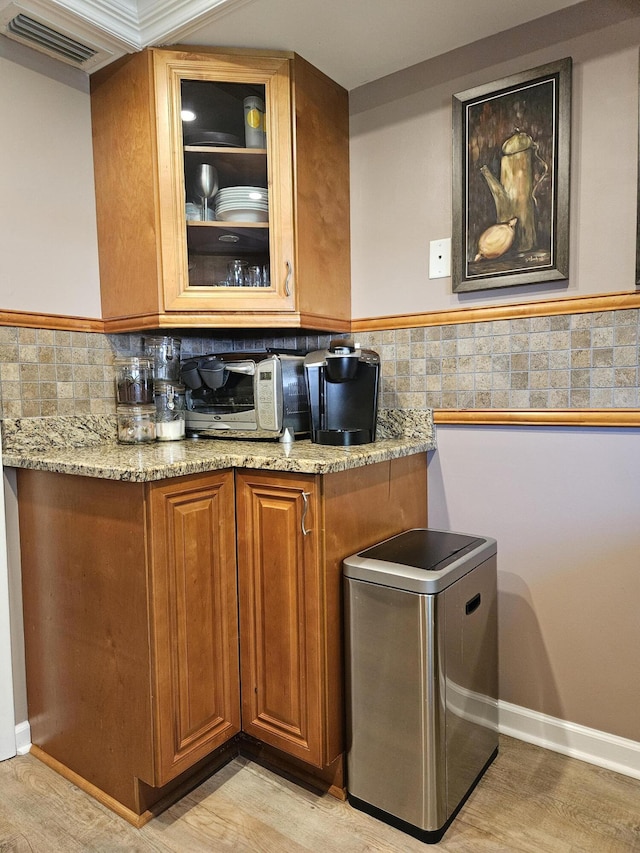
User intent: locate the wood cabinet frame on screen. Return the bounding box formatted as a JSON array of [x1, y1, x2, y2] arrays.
[[90, 47, 350, 332]]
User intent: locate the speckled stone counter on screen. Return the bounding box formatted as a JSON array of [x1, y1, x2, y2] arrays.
[[2, 410, 435, 482]]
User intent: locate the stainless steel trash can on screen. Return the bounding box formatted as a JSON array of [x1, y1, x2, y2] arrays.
[[344, 528, 498, 844]]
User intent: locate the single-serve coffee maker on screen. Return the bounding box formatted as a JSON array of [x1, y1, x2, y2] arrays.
[[304, 340, 380, 446]]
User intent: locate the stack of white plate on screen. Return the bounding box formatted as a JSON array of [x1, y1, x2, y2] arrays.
[[214, 186, 269, 223]]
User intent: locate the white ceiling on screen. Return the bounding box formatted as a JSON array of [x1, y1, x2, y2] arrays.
[[2, 0, 588, 87], [171, 0, 586, 90]]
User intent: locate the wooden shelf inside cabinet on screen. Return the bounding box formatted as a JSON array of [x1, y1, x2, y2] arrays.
[[186, 221, 269, 254], [184, 147, 268, 188]]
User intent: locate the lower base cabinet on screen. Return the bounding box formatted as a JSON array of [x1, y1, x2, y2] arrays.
[[17, 454, 427, 825]]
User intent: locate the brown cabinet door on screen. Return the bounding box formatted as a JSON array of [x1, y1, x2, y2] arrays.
[[148, 471, 241, 785], [153, 50, 296, 315], [235, 470, 323, 768]]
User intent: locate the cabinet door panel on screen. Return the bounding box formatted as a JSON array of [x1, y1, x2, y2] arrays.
[[149, 471, 241, 785], [236, 471, 323, 767]]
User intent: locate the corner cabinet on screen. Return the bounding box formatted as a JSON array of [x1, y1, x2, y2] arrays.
[[90, 47, 351, 332], [17, 455, 427, 825]]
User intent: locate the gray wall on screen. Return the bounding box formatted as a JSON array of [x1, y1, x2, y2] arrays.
[[349, 6, 640, 317], [429, 425, 640, 741], [346, 6, 640, 744], [2, 8, 640, 747]]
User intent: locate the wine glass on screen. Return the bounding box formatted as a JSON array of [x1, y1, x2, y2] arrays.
[[191, 164, 218, 220]]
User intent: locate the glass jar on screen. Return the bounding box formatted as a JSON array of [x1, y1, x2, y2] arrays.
[[114, 356, 154, 404], [143, 336, 182, 381], [154, 381, 186, 441], [117, 404, 157, 444]]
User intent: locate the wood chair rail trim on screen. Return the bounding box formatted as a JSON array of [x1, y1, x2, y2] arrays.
[[434, 409, 640, 427]]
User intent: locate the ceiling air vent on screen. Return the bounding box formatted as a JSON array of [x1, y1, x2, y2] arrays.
[[0, 1, 133, 71], [7, 12, 97, 64]]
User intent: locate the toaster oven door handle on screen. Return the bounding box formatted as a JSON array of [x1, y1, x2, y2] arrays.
[[301, 491, 312, 536], [225, 362, 256, 376]]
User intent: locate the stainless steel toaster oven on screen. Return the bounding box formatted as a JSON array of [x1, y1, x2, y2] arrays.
[[180, 351, 309, 439]]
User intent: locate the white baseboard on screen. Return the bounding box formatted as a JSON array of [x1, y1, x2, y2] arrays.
[[498, 700, 640, 781], [15, 720, 31, 755], [13, 708, 640, 782]]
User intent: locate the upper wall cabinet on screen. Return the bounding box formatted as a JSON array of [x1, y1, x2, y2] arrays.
[[90, 47, 350, 333]]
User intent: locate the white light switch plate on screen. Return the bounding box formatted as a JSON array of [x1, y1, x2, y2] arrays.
[[429, 238, 451, 279]]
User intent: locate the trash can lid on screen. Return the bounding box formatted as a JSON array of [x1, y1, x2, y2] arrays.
[[343, 528, 496, 593]]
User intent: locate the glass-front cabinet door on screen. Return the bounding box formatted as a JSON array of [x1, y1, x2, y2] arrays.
[[153, 52, 296, 314]]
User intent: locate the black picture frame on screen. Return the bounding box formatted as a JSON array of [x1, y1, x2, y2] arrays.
[[452, 58, 572, 293]]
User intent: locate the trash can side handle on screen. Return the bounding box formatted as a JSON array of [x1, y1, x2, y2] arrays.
[[465, 593, 481, 615]]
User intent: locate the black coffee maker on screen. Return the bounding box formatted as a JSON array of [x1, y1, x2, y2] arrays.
[[304, 340, 380, 446]]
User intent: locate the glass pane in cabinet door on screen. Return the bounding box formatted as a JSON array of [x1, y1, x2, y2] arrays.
[[180, 79, 271, 289]]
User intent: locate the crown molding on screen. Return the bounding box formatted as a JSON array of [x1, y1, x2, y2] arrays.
[[35, 0, 140, 47], [136, 0, 255, 46], [29, 0, 252, 51]]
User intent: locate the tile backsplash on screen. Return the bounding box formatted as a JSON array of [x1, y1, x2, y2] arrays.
[[0, 308, 638, 418], [360, 309, 640, 410], [0, 329, 333, 418], [0, 328, 114, 418]]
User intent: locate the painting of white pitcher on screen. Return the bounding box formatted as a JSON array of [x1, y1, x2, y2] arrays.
[[452, 58, 572, 293]]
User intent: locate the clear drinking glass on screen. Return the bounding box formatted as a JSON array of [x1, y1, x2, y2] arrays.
[[246, 265, 262, 287], [228, 259, 248, 287]]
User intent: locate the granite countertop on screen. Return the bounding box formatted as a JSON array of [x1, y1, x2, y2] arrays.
[[1, 410, 435, 482]]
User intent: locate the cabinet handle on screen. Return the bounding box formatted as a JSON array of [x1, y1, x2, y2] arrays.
[[284, 260, 292, 297], [301, 491, 312, 536]]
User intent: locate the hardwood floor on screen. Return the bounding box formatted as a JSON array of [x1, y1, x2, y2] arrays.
[[1, 736, 639, 851]]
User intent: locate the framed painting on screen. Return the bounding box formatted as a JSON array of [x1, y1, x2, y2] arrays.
[[452, 58, 572, 293]]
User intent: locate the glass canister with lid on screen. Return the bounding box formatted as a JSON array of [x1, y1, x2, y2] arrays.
[[116, 404, 157, 444], [143, 336, 182, 381], [114, 356, 154, 404], [154, 381, 186, 441]]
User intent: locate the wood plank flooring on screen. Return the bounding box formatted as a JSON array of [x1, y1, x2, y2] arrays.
[[1, 736, 639, 851]]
